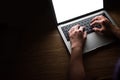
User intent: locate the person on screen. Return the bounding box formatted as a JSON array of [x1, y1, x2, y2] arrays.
[[69, 15, 120, 80]]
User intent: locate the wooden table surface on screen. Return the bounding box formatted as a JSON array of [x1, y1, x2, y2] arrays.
[[1, 2, 120, 80]]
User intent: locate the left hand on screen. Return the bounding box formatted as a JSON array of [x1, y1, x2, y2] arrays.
[[68, 24, 87, 50], [90, 15, 111, 34]]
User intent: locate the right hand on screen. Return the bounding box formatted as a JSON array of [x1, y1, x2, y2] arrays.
[[90, 15, 112, 34], [68, 24, 87, 49]]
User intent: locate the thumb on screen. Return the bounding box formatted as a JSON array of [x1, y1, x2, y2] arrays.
[[93, 27, 101, 32]]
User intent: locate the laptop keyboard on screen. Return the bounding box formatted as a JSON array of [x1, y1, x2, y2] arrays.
[[61, 14, 105, 41]]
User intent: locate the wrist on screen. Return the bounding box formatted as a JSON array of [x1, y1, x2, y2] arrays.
[[109, 23, 117, 32], [71, 47, 83, 61], [71, 44, 83, 55], [70, 42, 85, 62], [110, 25, 120, 39], [71, 44, 83, 50]]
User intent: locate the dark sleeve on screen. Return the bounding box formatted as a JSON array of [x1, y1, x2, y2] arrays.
[[113, 58, 120, 80]]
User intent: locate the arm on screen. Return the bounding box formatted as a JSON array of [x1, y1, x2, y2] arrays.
[[69, 25, 87, 80], [90, 15, 120, 40], [109, 24, 120, 40], [70, 47, 85, 80]]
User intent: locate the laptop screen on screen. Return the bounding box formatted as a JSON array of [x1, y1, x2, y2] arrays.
[[52, 0, 103, 23]]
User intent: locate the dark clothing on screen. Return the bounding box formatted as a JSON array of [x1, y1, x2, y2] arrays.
[[113, 59, 120, 80]]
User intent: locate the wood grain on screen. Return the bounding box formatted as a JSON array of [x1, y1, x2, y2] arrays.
[[1, 3, 120, 80]]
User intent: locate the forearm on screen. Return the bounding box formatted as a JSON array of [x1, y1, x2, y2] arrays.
[[69, 48, 85, 80], [110, 24, 120, 39]]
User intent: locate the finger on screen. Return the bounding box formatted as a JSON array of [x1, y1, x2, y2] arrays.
[[93, 27, 104, 32], [69, 26, 75, 34], [68, 27, 73, 33], [69, 24, 78, 32], [68, 24, 80, 34], [91, 16, 99, 23], [74, 24, 80, 30], [83, 31, 87, 39], [82, 26, 86, 32], [91, 15, 104, 23], [93, 27, 100, 32], [78, 26, 85, 32], [90, 20, 101, 27]]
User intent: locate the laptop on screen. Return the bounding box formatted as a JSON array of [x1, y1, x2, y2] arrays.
[[50, 0, 116, 54]]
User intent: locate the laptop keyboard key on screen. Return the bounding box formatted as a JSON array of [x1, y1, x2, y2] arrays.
[[61, 13, 105, 41]]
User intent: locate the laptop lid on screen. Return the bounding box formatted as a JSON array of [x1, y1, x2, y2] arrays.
[[52, 0, 104, 24]]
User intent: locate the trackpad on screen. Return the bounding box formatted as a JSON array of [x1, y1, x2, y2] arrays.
[[83, 32, 114, 53]]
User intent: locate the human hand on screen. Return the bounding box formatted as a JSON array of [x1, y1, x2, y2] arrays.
[[68, 24, 87, 50], [90, 15, 112, 34]]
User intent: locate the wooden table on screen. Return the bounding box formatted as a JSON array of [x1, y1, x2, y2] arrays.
[[2, 7, 120, 80], [17, 10, 120, 80]]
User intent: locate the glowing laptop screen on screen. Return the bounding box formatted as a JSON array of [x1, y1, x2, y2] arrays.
[[52, 0, 103, 23]]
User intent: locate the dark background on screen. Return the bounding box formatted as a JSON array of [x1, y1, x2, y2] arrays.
[[1, 0, 56, 80], [1, 0, 120, 80], [104, 0, 120, 10]]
